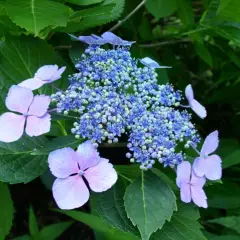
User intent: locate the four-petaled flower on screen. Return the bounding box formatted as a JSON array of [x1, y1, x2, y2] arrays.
[[193, 130, 222, 180], [140, 57, 171, 69], [185, 84, 207, 119], [101, 32, 136, 46], [48, 141, 118, 210], [177, 161, 207, 208], [0, 85, 51, 143], [19, 65, 66, 90]]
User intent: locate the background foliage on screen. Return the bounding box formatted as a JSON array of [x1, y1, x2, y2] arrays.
[[0, 0, 240, 239]]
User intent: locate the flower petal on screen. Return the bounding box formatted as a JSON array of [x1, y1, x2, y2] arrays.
[[176, 161, 191, 188], [191, 171, 206, 188], [49, 66, 66, 82], [185, 84, 194, 102], [0, 113, 25, 142], [28, 95, 50, 117], [101, 32, 135, 46], [25, 114, 51, 137], [205, 155, 222, 180], [190, 99, 207, 119], [18, 78, 45, 91], [52, 176, 89, 210], [6, 85, 33, 114], [48, 147, 79, 178], [192, 157, 206, 178], [140, 57, 171, 69], [180, 183, 191, 203], [84, 158, 117, 192], [76, 140, 100, 170], [191, 186, 208, 208], [200, 130, 219, 157], [35, 65, 58, 81]]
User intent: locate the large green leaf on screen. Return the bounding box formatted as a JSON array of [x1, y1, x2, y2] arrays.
[[145, 0, 178, 19], [0, 15, 22, 37], [67, 0, 103, 5], [217, 0, 240, 22], [124, 171, 177, 240], [92, 178, 138, 235], [0, 182, 14, 239], [5, 0, 71, 36], [177, 0, 194, 27], [151, 204, 206, 240], [208, 217, 240, 234], [0, 136, 48, 183], [29, 206, 39, 237], [195, 42, 213, 67]]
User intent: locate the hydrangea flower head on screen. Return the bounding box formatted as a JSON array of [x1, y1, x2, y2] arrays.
[[48, 141, 118, 210], [193, 130, 222, 180], [185, 84, 207, 119], [19, 65, 66, 90], [0, 85, 51, 142], [177, 161, 207, 208]]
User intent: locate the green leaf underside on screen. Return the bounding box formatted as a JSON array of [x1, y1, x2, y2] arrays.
[[151, 204, 206, 240], [5, 0, 71, 36], [92, 178, 138, 235], [124, 171, 177, 240], [0, 182, 14, 239], [0, 136, 48, 183]]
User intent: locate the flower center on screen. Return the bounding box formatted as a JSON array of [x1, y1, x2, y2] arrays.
[[23, 112, 28, 117], [78, 170, 85, 176], [204, 154, 208, 159]]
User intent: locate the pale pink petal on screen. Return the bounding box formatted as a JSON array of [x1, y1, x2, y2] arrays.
[[28, 95, 50, 117], [180, 183, 191, 203], [191, 186, 208, 208], [76, 141, 100, 170], [48, 148, 79, 178], [25, 114, 51, 137], [204, 155, 222, 180], [84, 158, 117, 192], [176, 161, 191, 188], [18, 78, 44, 91], [52, 176, 89, 210], [0, 113, 25, 143], [193, 157, 207, 178], [49, 66, 66, 82], [5, 85, 33, 114], [200, 130, 219, 157], [190, 99, 207, 119], [35, 65, 58, 81], [191, 171, 206, 188], [185, 84, 194, 102]]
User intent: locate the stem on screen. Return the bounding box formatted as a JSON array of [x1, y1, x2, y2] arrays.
[[54, 113, 79, 119], [51, 83, 62, 92], [57, 121, 68, 136], [48, 108, 57, 113], [190, 144, 200, 155], [139, 38, 192, 48], [54, 45, 72, 50], [180, 104, 191, 108], [108, 0, 146, 32]]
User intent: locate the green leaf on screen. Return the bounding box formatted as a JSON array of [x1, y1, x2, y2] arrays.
[[145, 0, 178, 19], [208, 217, 240, 234], [12, 235, 31, 240], [32, 135, 83, 156], [217, 0, 240, 22], [102, 0, 125, 22], [0, 15, 23, 37], [57, 3, 116, 32], [195, 42, 213, 67], [39, 221, 72, 240], [0, 182, 14, 239], [67, 0, 103, 5], [92, 178, 138, 235], [69, 42, 85, 65], [0, 136, 48, 184], [151, 204, 206, 240], [29, 206, 39, 237], [115, 165, 140, 183], [124, 171, 177, 240], [209, 236, 240, 240], [5, 0, 71, 36], [177, 0, 194, 27], [56, 209, 139, 240]]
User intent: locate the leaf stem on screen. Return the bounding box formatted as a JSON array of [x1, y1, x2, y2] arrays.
[[108, 0, 146, 32], [57, 121, 68, 136], [139, 38, 192, 48]]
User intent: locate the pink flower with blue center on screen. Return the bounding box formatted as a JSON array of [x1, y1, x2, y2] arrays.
[[48, 141, 118, 210], [0, 85, 51, 143]]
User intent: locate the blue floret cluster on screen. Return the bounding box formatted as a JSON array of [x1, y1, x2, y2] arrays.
[[51, 33, 200, 170]]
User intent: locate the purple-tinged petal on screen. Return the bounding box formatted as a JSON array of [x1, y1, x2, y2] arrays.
[[185, 84, 194, 102], [25, 113, 51, 137], [190, 99, 207, 119], [205, 155, 222, 180], [0, 112, 25, 143], [101, 32, 135, 46], [191, 171, 206, 188], [49, 66, 66, 82], [28, 95, 50, 117], [35, 65, 59, 81], [176, 161, 191, 188], [18, 78, 45, 91], [140, 57, 171, 69], [78, 35, 106, 45], [191, 186, 208, 208], [180, 183, 191, 203], [200, 130, 219, 157], [76, 141, 100, 170], [192, 157, 206, 178], [6, 85, 33, 114], [84, 158, 117, 192], [48, 147, 79, 178], [52, 176, 89, 210]]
